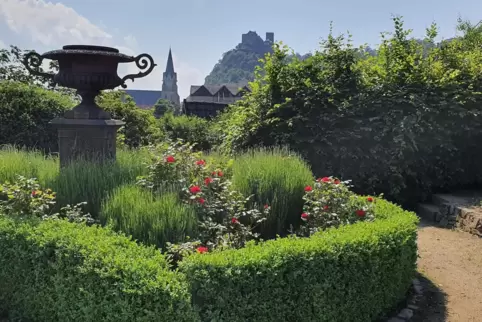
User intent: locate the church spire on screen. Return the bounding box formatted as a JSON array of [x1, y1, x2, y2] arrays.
[[161, 47, 180, 107], [165, 47, 175, 75]]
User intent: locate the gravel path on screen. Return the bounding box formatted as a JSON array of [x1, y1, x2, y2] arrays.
[[413, 222, 482, 322]]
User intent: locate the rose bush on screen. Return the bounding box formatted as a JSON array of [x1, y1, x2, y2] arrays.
[[137, 140, 269, 262], [298, 176, 376, 236]]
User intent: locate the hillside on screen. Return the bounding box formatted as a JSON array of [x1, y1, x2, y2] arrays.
[[204, 31, 273, 85]]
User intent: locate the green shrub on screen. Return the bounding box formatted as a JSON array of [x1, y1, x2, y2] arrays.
[[0, 81, 74, 152], [231, 147, 313, 237], [0, 217, 198, 322], [100, 184, 198, 249], [159, 112, 215, 151], [97, 91, 163, 147], [180, 199, 418, 322], [215, 18, 482, 208]]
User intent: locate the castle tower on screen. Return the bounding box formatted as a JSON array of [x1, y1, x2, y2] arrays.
[[160, 48, 180, 106]]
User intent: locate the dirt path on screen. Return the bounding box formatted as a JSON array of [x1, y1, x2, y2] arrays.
[[413, 222, 482, 322]]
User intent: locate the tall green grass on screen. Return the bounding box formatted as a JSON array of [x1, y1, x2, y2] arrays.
[[0, 145, 58, 183], [231, 147, 313, 238], [100, 184, 198, 248], [0, 146, 149, 218]]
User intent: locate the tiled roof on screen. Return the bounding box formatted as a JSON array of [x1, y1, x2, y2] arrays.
[[190, 84, 250, 97], [122, 89, 162, 108]]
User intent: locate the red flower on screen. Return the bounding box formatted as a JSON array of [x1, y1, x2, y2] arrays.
[[320, 177, 331, 183], [166, 155, 175, 163], [211, 171, 216, 176], [198, 198, 206, 205], [189, 185, 201, 194], [264, 204, 269, 209], [304, 186, 313, 192], [301, 213, 309, 220], [231, 217, 239, 224], [367, 197, 374, 202], [323, 205, 329, 211], [195, 159, 206, 166], [334, 179, 341, 184], [355, 209, 366, 217], [204, 177, 213, 186], [31, 190, 39, 197], [217, 170, 223, 177], [196, 246, 208, 254]]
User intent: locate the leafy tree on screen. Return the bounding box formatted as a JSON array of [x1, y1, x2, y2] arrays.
[[153, 98, 177, 117], [0, 45, 76, 98], [214, 17, 482, 207]]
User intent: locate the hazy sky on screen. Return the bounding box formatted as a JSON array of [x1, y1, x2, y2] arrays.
[[0, 0, 480, 98]]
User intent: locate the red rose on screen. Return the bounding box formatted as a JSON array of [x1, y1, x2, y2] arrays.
[[324, 205, 329, 211], [196, 246, 208, 254], [198, 198, 206, 205], [304, 186, 313, 192], [321, 177, 331, 183], [196, 159, 206, 166], [334, 179, 341, 184], [301, 213, 309, 220], [355, 209, 366, 217], [211, 171, 216, 176], [264, 204, 269, 209], [217, 170, 223, 177], [231, 217, 239, 224], [204, 177, 213, 186], [166, 155, 175, 163], [367, 197, 374, 202], [189, 185, 201, 194]]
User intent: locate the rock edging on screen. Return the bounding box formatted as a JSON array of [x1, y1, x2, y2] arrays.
[[386, 278, 423, 322]]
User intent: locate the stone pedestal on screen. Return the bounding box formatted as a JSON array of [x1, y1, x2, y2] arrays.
[[50, 118, 125, 167]]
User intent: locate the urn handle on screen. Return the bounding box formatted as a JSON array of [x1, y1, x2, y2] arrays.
[[120, 53, 157, 88], [23, 51, 55, 80]]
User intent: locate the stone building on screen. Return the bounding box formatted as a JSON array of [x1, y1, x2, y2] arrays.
[[182, 84, 250, 118], [122, 48, 180, 109]]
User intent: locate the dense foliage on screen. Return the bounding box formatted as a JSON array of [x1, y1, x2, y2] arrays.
[[0, 81, 73, 152], [180, 199, 418, 322], [159, 112, 215, 151], [153, 98, 177, 117], [0, 145, 418, 321], [0, 217, 196, 322], [215, 18, 482, 207], [97, 91, 163, 148]]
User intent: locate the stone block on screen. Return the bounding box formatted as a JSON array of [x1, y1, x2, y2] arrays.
[[456, 207, 482, 237]]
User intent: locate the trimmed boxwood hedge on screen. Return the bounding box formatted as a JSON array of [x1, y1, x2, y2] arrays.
[[180, 199, 419, 322], [0, 199, 418, 322], [0, 217, 198, 322]]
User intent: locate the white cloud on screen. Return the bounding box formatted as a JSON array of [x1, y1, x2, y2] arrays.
[[0, 0, 202, 99]]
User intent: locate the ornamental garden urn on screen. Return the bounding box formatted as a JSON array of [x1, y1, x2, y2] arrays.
[[23, 45, 156, 167]]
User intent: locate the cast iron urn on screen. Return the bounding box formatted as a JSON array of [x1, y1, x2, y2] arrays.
[[23, 45, 157, 166]]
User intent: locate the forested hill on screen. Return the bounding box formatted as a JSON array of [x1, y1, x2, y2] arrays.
[[204, 31, 309, 85], [203, 29, 458, 86]]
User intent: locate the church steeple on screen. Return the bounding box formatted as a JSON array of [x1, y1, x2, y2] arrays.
[[165, 48, 175, 75], [160, 47, 180, 107]]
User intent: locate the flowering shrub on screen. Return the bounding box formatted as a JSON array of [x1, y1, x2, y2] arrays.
[[137, 140, 269, 261], [298, 176, 376, 236], [0, 175, 94, 224]]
